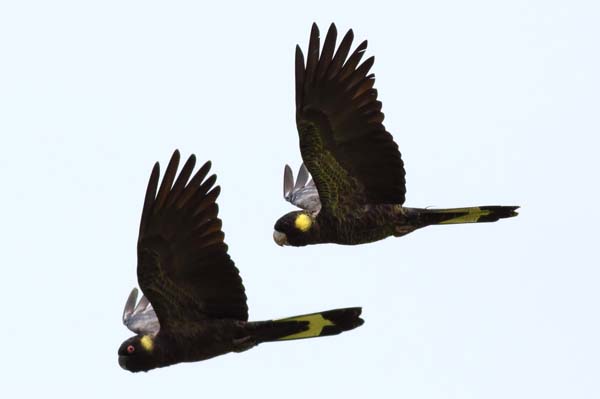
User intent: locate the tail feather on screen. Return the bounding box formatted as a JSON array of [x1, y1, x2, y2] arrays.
[[413, 205, 519, 226], [250, 308, 363, 343]]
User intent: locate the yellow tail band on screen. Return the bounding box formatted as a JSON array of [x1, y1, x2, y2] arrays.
[[438, 207, 491, 224], [276, 313, 334, 340]]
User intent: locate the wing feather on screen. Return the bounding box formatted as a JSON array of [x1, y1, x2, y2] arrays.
[[165, 154, 196, 207], [122, 288, 160, 335], [282, 163, 322, 213], [305, 23, 320, 86], [294, 164, 309, 191], [295, 23, 406, 215], [283, 164, 294, 197], [316, 23, 337, 80], [327, 29, 354, 79], [154, 150, 180, 212], [174, 161, 212, 209], [136, 150, 248, 332]]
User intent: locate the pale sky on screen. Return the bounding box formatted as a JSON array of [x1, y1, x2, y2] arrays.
[[1, 1, 599, 398]]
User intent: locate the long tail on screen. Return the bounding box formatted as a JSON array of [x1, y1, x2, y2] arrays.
[[249, 308, 364, 343], [408, 205, 519, 226]]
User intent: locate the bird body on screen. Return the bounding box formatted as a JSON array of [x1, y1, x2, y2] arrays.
[[118, 151, 363, 372], [120, 305, 363, 372], [273, 23, 519, 247], [275, 203, 518, 246]]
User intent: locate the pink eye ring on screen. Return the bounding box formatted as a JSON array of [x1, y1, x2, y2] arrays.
[[127, 345, 135, 354]]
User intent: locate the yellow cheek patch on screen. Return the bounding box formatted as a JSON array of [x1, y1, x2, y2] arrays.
[[294, 214, 312, 232], [140, 335, 154, 352]]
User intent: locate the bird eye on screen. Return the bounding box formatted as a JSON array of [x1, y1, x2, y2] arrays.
[[127, 345, 135, 354]]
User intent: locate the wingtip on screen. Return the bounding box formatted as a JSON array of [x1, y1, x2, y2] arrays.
[[327, 22, 337, 35], [295, 163, 309, 190], [210, 184, 222, 200], [284, 164, 293, 177], [166, 150, 181, 173], [207, 173, 217, 185], [168, 149, 181, 169], [357, 39, 368, 52], [123, 288, 139, 323], [295, 45, 305, 64], [344, 28, 354, 42], [284, 164, 294, 197], [310, 22, 320, 40]]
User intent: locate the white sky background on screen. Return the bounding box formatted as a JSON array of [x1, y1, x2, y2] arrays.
[[1, 1, 598, 397]]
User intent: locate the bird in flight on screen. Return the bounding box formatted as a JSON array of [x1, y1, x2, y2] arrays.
[[118, 150, 363, 372], [273, 23, 519, 247]]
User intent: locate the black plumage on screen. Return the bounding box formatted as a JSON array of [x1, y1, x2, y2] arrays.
[[273, 23, 519, 247], [118, 150, 363, 372]]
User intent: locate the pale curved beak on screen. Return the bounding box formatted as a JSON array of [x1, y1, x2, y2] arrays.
[[273, 230, 288, 246]]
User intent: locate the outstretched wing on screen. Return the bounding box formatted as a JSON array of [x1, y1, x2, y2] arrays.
[[136, 150, 248, 333], [122, 287, 160, 335], [283, 163, 321, 213], [295, 23, 406, 217]]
